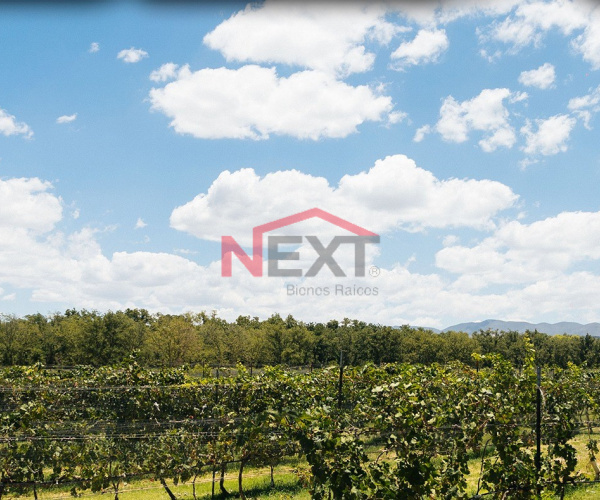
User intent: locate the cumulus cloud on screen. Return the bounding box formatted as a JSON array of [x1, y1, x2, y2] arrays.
[[391, 28, 449, 68], [486, 0, 590, 46], [518, 62, 555, 89], [89, 42, 100, 53], [170, 154, 518, 245], [135, 218, 147, 229], [482, 0, 600, 68], [117, 47, 149, 64], [387, 111, 408, 125], [437, 211, 600, 287], [0, 108, 33, 138], [572, 7, 600, 69], [509, 91, 529, 102], [149, 1, 416, 141], [413, 124, 432, 142], [149, 63, 180, 82], [521, 114, 577, 156], [434, 88, 520, 152], [568, 84, 600, 128], [0, 177, 214, 311], [56, 113, 77, 124], [203, 2, 396, 76], [4, 228, 599, 327], [2, 174, 600, 327], [1, 235, 212, 312], [395, 0, 522, 25], [149, 65, 393, 140], [0, 178, 62, 233]]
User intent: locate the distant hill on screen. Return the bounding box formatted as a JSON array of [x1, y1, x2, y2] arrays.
[[441, 319, 600, 336]]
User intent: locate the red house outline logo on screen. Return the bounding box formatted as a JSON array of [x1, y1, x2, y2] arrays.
[[221, 208, 379, 277]]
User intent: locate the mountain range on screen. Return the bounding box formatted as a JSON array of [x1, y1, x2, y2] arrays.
[[431, 320, 600, 336]]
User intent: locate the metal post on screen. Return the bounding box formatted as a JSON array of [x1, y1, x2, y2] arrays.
[[338, 350, 344, 410], [212, 366, 219, 499], [536, 366, 542, 483]]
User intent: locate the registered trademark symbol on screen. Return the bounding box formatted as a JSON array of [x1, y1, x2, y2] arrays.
[[369, 266, 380, 277]]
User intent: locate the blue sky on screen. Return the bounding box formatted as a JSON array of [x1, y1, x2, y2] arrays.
[[1, 0, 600, 328]]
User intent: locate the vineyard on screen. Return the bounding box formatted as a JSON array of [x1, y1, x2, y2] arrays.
[[2, 337, 600, 499]]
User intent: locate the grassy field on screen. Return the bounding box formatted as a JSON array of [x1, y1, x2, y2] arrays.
[[6, 471, 600, 499], [6, 467, 310, 500]]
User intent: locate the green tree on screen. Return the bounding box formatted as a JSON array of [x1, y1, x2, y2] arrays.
[[143, 314, 200, 367]]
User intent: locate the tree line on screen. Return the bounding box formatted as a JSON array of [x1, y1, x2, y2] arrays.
[[1, 309, 599, 368]]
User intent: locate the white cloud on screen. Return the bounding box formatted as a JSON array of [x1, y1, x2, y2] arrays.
[[519, 157, 539, 169], [509, 91, 529, 102], [203, 2, 396, 76], [479, 126, 519, 153], [56, 113, 77, 124], [482, 0, 600, 68], [117, 47, 149, 64], [521, 114, 577, 156], [486, 14, 540, 48], [391, 29, 449, 68], [0, 179, 211, 311], [389, 0, 522, 26], [170, 154, 518, 245], [442, 234, 460, 247], [0, 108, 33, 138], [568, 84, 600, 128], [149, 63, 180, 82], [149, 65, 392, 140], [437, 210, 600, 287], [488, 1, 590, 46], [3, 228, 597, 327], [434, 88, 519, 152], [479, 48, 503, 63], [413, 124, 431, 142], [518, 62, 555, 89], [3, 174, 600, 327], [387, 110, 408, 126], [1, 233, 212, 312], [89, 42, 100, 53], [135, 218, 147, 229], [174, 248, 197, 256], [571, 5, 600, 69], [0, 177, 62, 233], [568, 84, 600, 110]]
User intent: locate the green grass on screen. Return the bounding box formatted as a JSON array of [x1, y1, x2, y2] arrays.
[[8, 467, 310, 499]]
